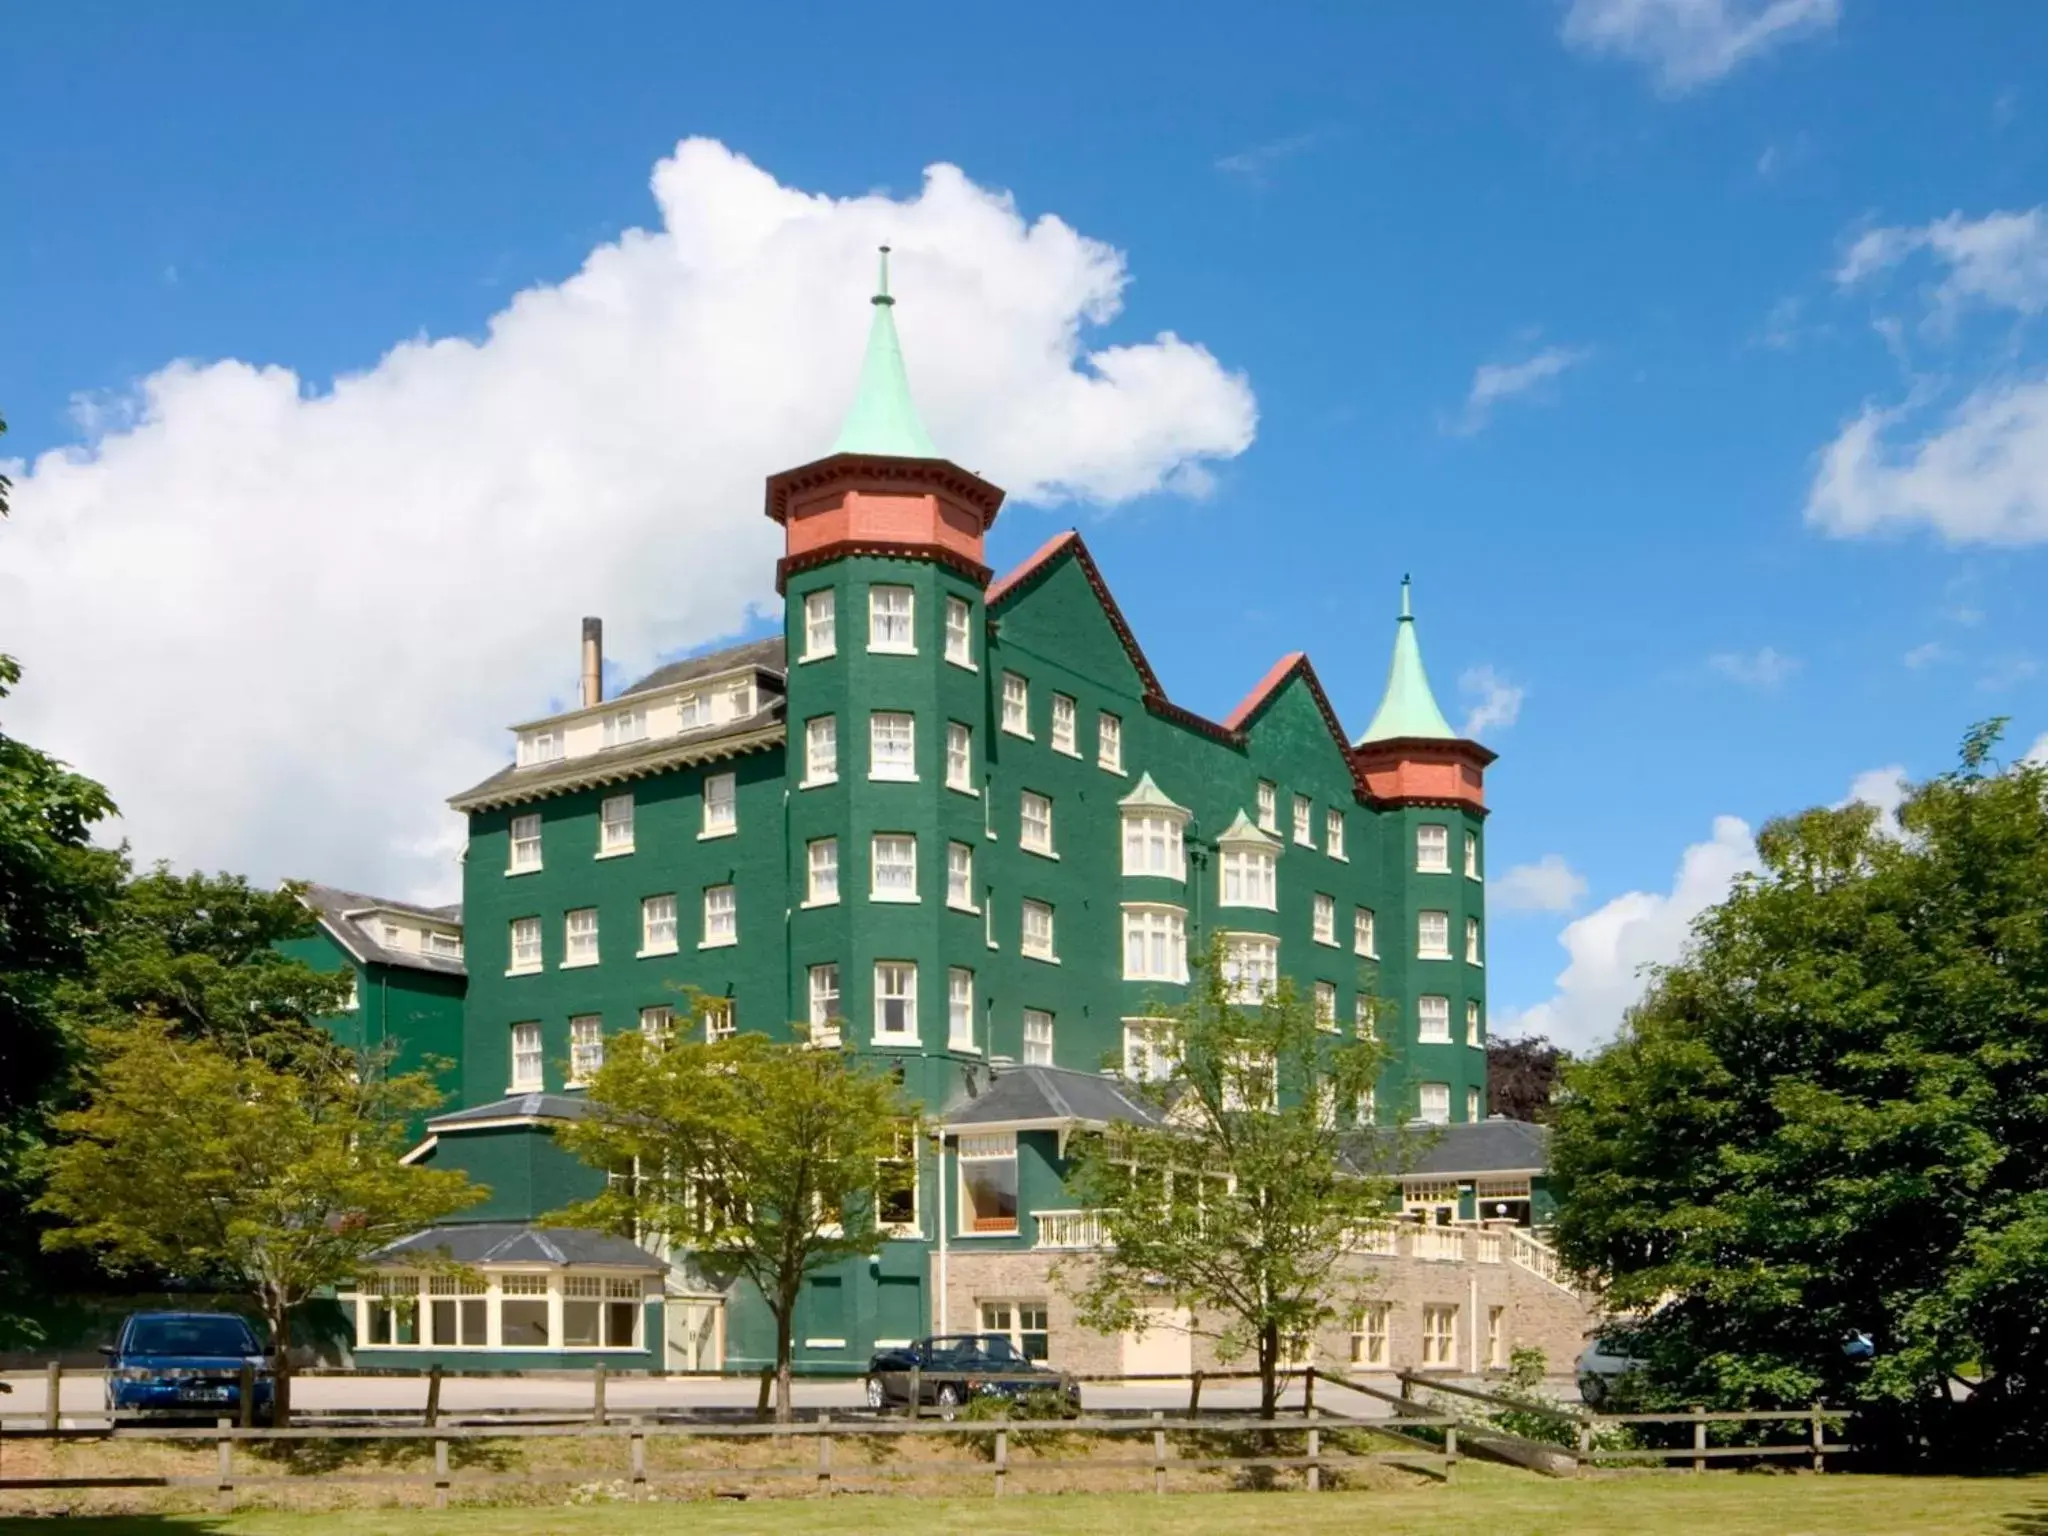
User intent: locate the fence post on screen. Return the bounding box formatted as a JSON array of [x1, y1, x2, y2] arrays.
[[993, 1425, 1008, 1497], [817, 1411, 832, 1491], [1304, 1365, 1316, 1415], [1443, 1422, 1457, 1484], [433, 1436, 449, 1508], [44, 1362, 60, 1432], [215, 1417, 234, 1513], [592, 1362, 607, 1427], [238, 1363, 255, 1430], [907, 1365, 921, 1421], [630, 1418, 647, 1498], [1692, 1404, 1705, 1474], [1811, 1403, 1824, 1474], [1187, 1369, 1203, 1418], [1152, 1409, 1167, 1495], [1576, 1421, 1593, 1466], [423, 1363, 442, 1429], [1306, 1406, 1320, 1493]]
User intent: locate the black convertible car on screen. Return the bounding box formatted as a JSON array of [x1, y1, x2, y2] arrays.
[[863, 1333, 1081, 1414]]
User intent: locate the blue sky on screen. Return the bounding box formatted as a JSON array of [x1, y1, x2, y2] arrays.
[[4, 1, 2046, 1049]]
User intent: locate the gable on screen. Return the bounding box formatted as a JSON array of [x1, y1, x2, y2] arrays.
[[988, 533, 1156, 697], [1229, 658, 1360, 795]]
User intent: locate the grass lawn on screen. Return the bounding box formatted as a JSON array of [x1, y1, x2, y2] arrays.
[[2, 1466, 2043, 1536]]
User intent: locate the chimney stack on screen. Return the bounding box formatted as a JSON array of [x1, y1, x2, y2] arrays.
[[580, 617, 603, 708]]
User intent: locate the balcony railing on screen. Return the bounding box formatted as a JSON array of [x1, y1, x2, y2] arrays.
[[1348, 1222, 1403, 1256], [1411, 1225, 1466, 1263], [1033, 1209, 1108, 1250], [1474, 1229, 1504, 1265]]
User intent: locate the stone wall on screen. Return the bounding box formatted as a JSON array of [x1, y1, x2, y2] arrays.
[[934, 1239, 1598, 1380]]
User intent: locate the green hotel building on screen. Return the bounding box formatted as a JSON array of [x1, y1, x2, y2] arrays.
[[323, 257, 1583, 1378]]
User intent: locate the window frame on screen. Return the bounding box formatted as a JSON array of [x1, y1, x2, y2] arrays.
[[1418, 1082, 1452, 1126], [803, 715, 838, 786], [1121, 903, 1188, 983], [943, 595, 974, 669], [1019, 790, 1055, 857], [701, 772, 737, 838], [509, 1021, 543, 1091], [639, 894, 677, 956], [1020, 899, 1057, 962], [1417, 909, 1451, 959], [1097, 711, 1123, 772], [1050, 693, 1078, 756], [1416, 823, 1450, 873], [701, 884, 737, 948], [868, 584, 916, 654], [1312, 892, 1337, 946], [870, 833, 919, 904], [805, 838, 839, 907], [946, 841, 976, 912], [563, 907, 599, 968], [1256, 781, 1278, 832], [802, 588, 837, 661], [1354, 907, 1377, 958], [1121, 811, 1187, 880], [873, 961, 918, 1044], [869, 711, 917, 782], [807, 964, 842, 1047], [508, 813, 542, 874], [568, 1015, 604, 1086], [599, 794, 635, 856], [508, 916, 542, 975], [947, 966, 976, 1051], [1001, 672, 1031, 737], [1418, 995, 1452, 1044], [1326, 809, 1346, 860], [944, 721, 975, 794], [1292, 794, 1313, 846], [1022, 1008, 1055, 1065]]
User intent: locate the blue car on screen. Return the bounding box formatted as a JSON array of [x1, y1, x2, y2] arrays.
[[102, 1311, 274, 1425]]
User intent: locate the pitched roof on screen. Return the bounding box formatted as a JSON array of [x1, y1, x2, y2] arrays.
[[448, 635, 788, 812], [297, 883, 465, 978], [1117, 771, 1186, 814], [1358, 578, 1457, 744], [618, 635, 787, 699], [1350, 1118, 1551, 1178], [428, 1092, 594, 1129], [986, 531, 1166, 698], [373, 1222, 664, 1270], [1216, 808, 1281, 848], [942, 1064, 1166, 1132]]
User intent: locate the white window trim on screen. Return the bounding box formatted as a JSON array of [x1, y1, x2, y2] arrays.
[[800, 717, 839, 790], [1000, 673, 1033, 740], [1120, 902, 1189, 983], [868, 585, 917, 655], [1019, 791, 1057, 861], [1416, 824, 1451, 874], [508, 1022, 544, 1094], [699, 773, 738, 841], [868, 713, 919, 784], [1097, 711, 1125, 774], [1020, 900, 1059, 964], [699, 886, 738, 949], [802, 839, 840, 910], [946, 842, 979, 914], [869, 834, 920, 905], [1312, 893, 1338, 948], [506, 917, 543, 977], [636, 896, 679, 958], [1326, 810, 1347, 862], [872, 961, 918, 1046], [943, 596, 976, 672], [561, 909, 600, 970], [1417, 910, 1452, 961], [801, 588, 837, 663], [1354, 909, 1378, 959], [1050, 694, 1080, 758]]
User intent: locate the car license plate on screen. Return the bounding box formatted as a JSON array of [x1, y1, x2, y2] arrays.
[[181, 1384, 232, 1401]]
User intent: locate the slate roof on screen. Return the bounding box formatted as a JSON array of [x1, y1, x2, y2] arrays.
[[449, 635, 790, 811], [1350, 1118, 1551, 1178], [428, 1092, 594, 1129], [942, 1065, 1166, 1131], [618, 636, 787, 699], [297, 883, 466, 978], [373, 1222, 664, 1270]]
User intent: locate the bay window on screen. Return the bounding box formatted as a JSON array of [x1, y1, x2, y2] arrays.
[[1122, 904, 1187, 982]]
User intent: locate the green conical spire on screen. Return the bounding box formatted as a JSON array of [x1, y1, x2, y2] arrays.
[[832, 245, 939, 459], [1357, 575, 1458, 744]]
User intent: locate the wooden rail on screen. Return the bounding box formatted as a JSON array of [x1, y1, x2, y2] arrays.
[[0, 1407, 1458, 1507]]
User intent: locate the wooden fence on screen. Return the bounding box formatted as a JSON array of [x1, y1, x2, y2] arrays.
[[0, 1406, 1458, 1510]]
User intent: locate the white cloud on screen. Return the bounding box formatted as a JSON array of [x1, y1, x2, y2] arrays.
[[1459, 665, 1525, 738], [1835, 206, 2048, 319], [1903, 641, 1946, 669], [1214, 133, 1320, 185], [0, 139, 1257, 902], [2025, 732, 2048, 764], [1836, 764, 1909, 836], [1561, 0, 1838, 93], [1491, 855, 1590, 914], [1707, 646, 1802, 687], [1448, 344, 1589, 435], [1806, 379, 2048, 544], [1502, 763, 1932, 1051], [1497, 815, 1761, 1053]]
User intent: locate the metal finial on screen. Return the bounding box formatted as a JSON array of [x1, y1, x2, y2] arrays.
[[1400, 574, 1413, 619], [874, 245, 893, 306]]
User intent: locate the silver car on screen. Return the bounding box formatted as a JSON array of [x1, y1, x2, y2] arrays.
[[1575, 1328, 1645, 1407]]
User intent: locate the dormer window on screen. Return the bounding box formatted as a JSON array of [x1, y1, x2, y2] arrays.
[[602, 707, 645, 748], [517, 729, 563, 767], [1217, 810, 1280, 910], [678, 692, 707, 730], [1118, 772, 1189, 880]]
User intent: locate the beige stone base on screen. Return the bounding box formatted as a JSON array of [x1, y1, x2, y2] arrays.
[[933, 1244, 1598, 1380]]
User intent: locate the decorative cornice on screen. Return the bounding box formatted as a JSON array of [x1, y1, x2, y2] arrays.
[[1351, 736, 1499, 770], [763, 452, 1004, 528], [775, 539, 992, 596], [449, 723, 786, 814]]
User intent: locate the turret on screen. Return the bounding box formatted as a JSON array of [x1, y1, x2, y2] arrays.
[[764, 247, 1005, 592], [1350, 576, 1495, 810]]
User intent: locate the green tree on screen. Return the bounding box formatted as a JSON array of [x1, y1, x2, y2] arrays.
[[57, 866, 353, 1070], [0, 420, 125, 1334], [1486, 1034, 1569, 1123], [1550, 724, 2048, 1466], [1060, 944, 1392, 1417], [38, 1018, 484, 1423], [552, 1012, 916, 1423]]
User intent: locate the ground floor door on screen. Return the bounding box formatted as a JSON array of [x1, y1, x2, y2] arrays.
[[664, 1297, 723, 1373], [1120, 1306, 1193, 1379]]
